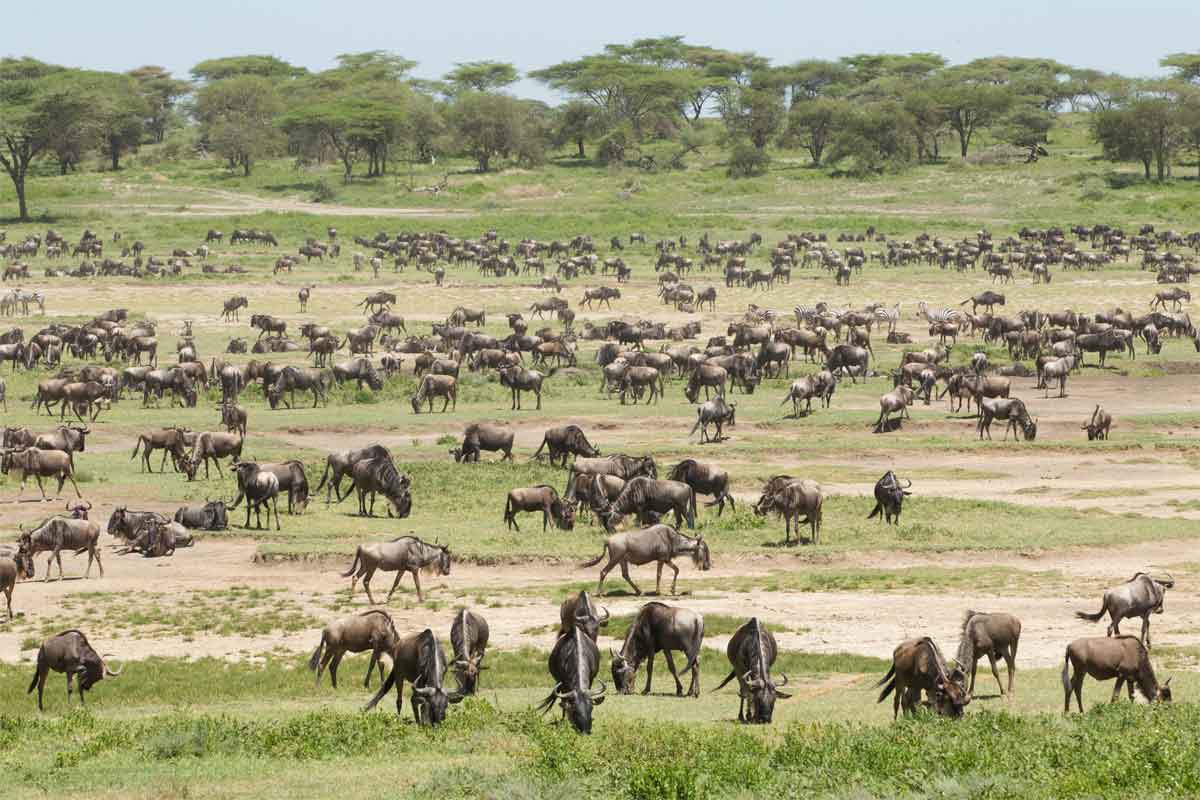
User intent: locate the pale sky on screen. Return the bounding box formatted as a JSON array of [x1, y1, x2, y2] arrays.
[[6, 0, 1195, 101]]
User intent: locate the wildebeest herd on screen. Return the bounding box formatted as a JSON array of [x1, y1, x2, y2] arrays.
[[1, 220, 1194, 730]]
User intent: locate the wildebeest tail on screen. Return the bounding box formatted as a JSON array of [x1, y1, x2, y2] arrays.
[[579, 543, 609, 569], [314, 458, 333, 493], [687, 488, 696, 528], [130, 436, 144, 460], [27, 647, 45, 694], [1061, 649, 1072, 696], [867, 503, 882, 520], [341, 547, 362, 578], [689, 409, 702, 437], [308, 634, 326, 672], [1074, 600, 1106, 623], [712, 669, 738, 692], [874, 663, 898, 702]]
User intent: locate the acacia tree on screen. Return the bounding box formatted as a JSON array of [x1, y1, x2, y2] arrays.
[[448, 91, 526, 172], [1090, 84, 1185, 181], [445, 61, 518, 93], [191, 55, 306, 83], [782, 97, 848, 165], [90, 72, 150, 169], [194, 75, 284, 175], [934, 69, 1014, 157], [128, 65, 190, 142]]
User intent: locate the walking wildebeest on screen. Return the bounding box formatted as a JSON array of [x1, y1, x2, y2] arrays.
[[955, 611, 1022, 697], [1076, 572, 1174, 649], [1062, 636, 1172, 713], [580, 524, 710, 596], [309, 609, 399, 688], [610, 602, 704, 697], [667, 459, 734, 516], [315, 444, 392, 504], [532, 424, 599, 467], [27, 630, 122, 711], [867, 471, 911, 525], [363, 628, 464, 725], [875, 637, 970, 719], [713, 618, 790, 724], [17, 516, 102, 581], [342, 536, 451, 604], [595, 477, 696, 531], [504, 485, 575, 531]]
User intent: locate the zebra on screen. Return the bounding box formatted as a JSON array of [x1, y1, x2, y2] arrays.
[[917, 301, 959, 324], [873, 304, 901, 333]]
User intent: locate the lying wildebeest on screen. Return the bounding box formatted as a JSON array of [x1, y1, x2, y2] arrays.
[[1083, 404, 1113, 440], [450, 422, 514, 463], [580, 524, 710, 596], [555, 587, 612, 646], [18, 516, 103, 581], [342, 535, 450, 604], [595, 477, 696, 531], [564, 454, 656, 501], [666, 459, 734, 516], [532, 424, 600, 468], [611, 601, 704, 697], [955, 611, 1022, 697], [106, 507, 168, 542], [1076, 572, 1174, 649], [449, 608, 490, 694], [1, 550, 34, 618], [27, 630, 122, 711], [173, 500, 228, 531], [315, 444, 392, 504], [1062, 635, 1172, 713], [713, 618, 790, 724], [309, 609, 399, 688], [117, 519, 194, 557], [753, 477, 823, 544], [364, 628, 464, 725], [535, 626, 606, 734], [503, 485, 575, 532], [875, 637, 970, 719], [867, 471, 911, 525], [690, 395, 736, 443], [336, 457, 412, 518]]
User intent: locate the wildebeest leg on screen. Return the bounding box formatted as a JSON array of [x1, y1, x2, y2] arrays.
[[986, 652, 1004, 695], [663, 650, 685, 696], [3, 584, 10, 619], [1110, 677, 1124, 703], [969, 657, 979, 694], [667, 559, 680, 594], [412, 569, 425, 603], [360, 566, 377, 604], [619, 562, 641, 596], [1005, 641, 1017, 696], [329, 652, 344, 689], [1141, 614, 1151, 649], [55, 549, 65, 581], [316, 648, 334, 686], [655, 562, 663, 595], [272, 495, 281, 531], [385, 570, 405, 603], [35, 474, 48, 500]]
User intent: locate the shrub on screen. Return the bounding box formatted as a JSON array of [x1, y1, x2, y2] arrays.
[[727, 143, 769, 178], [311, 179, 337, 203]]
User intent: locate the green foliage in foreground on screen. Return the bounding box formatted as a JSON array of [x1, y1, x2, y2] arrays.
[[3, 699, 1198, 799]]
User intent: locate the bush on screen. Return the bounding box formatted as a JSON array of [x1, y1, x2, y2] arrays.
[[311, 179, 337, 203], [727, 143, 770, 178]]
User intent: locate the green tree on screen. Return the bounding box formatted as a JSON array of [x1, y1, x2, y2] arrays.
[[1161, 53, 1200, 85], [194, 75, 283, 175], [127, 66, 190, 142], [1178, 87, 1200, 177], [553, 100, 600, 158], [191, 55, 306, 83], [448, 92, 530, 171], [719, 85, 785, 149], [445, 61, 519, 93], [1091, 89, 1183, 181], [90, 72, 150, 169], [828, 101, 915, 175], [934, 69, 1014, 157], [781, 97, 848, 165]]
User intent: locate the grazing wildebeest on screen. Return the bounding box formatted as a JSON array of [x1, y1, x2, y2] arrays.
[[867, 471, 911, 525], [955, 611, 1022, 697], [1075, 572, 1174, 649], [449, 608, 490, 694], [364, 628, 464, 725], [558, 590, 610, 641], [875, 637, 970, 719], [2, 448, 82, 499], [337, 457, 412, 518], [565, 454, 656, 500], [309, 609, 399, 688], [342, 536, 450, 604], [1083, 404, 1113, 440], [713, 618, 790, 724], [611, 601, 704, 697], [410, 374, 457, 413], [27, 630, 122, 711], [1062, 636, 1172, 713], [689, 395, 736, 443], [315, 444, 392, 504], [504, 485, 575, 532], [977, 397, 1037, 441], [532, 424, 599, 467], [229, 461, 281, 530], [753, 478, 823, 544], [667, 459, 734, 516], [580, 524, 710, 596], [449, 422, 514, 463], [595, 477, 696, 531], [535, 626, 606, 734], [183, 431, 243, 480]]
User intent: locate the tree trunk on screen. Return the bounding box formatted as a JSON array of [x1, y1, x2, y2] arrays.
[[243, 157, 252, 177], [15, 177, 28, 221], [478, 153, 490, 172], [110, 138, 121, 171], [1142, 158, 1151, 180], [959, 132, 969, 157], [576, 137, 586, 159]]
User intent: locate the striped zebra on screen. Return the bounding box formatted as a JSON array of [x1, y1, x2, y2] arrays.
[[873, 303, 901, 333], [917, 300, 959, 324], [793, 303, 828, 325]]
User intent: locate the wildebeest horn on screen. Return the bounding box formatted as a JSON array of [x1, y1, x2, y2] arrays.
[[84, 501, 92, 510], [598, 606, 610, 624], [775, 673, 790, 687], [591, 681, 607, 700], [1165, 676, 1173, 687], [555, 687, 577, 700], [101, 654, 123, 676], [414, 685, 435, 697]]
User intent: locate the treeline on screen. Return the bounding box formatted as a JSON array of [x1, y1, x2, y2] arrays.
[[2, 43, 1200, 219]]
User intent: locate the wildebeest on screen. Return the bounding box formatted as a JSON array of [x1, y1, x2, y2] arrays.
[[558, 590, 610, 641], [342, 536, 451, 604], [875, 637, 970, 719], [611, 602, 704, 697], [955, 611, 1022, 697], [977, 397, 1037, 441], [450, 422, 514, 463], [825, 344, 870, 383], [364, 628, 464, 725], [498, 366, 546, 410], [337, 457, 412, 518], [449, 608, 490, 694], [1076, 572, 1174, 649], [1062, 636, 1172, 713], [690, 395, 736, 443], [867, 471, 911, 525], [565, 454, 656, 500], [32, 425, 88, 468], [667, 459, 734, 516], [874, 385, 914, 433], [1041, 355, 1074, 398], [229, 461, 281, 530], [504, 485, 575, 531], [173, 500, 228, 530], [960, 291, 1005, 313], [2, 447, 82, 500], [183, 431, 243, 480], [595, 477, 696, 531], [535, 626, 606, 734], [117, 518, 194, 557], [17, 513, 102, 582], [532, 424, 599, 467], [1, 550, 34, 618], [106, 507, 168, 543], [580, 524, 710, 596], [315, 444, 392, 504], [410, 374, 457, 413], [309, 609, 399, 688], [753, 477, 823, 544], [230, 460, 308, 516], [27, 630, 122, 711], [713, 618, 790, 723], [1083, 404, 1113, 440]]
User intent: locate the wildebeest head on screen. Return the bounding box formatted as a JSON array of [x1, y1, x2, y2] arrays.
[[551, 497, 576, 531], [929, 665, 970, 718], [452, 653, 487, 695], [1022, 417, 1038, 441], [691, 535, 712, 571], [205, 500, 228, 530], [557, 680, 606, 734], [66, 500, 92, 519], [742, 670, 790, 724]]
